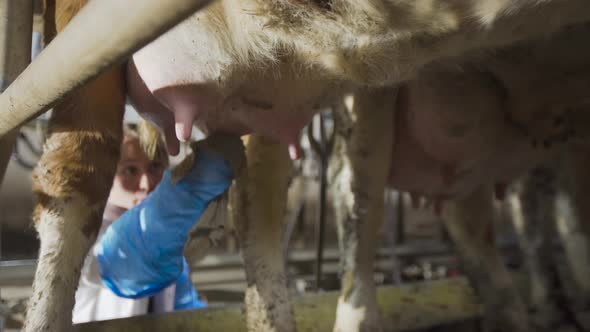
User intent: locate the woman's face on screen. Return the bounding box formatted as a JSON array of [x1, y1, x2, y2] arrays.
[[107, 136, 166, 210]]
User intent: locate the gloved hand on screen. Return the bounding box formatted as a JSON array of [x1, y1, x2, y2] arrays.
[[96, 135, 244, 298], [174, 257, 207, 310]]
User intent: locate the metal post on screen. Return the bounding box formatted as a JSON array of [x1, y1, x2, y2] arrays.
[[0, 0, 211, 138], [0, 0, 33, 187], [316, 115, 327, 291], [396, 192, 406, 245], [0, 1, 34, 329], [308, 112, 334, 291]]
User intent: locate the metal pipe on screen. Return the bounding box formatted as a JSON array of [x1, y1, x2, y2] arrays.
[[0, 238, 525, 286], [0, 131, 16, 184], [396, 192, 406, 244], [0, 2, 33, 329], [314, 114, 327, 290], [0, 0, 33, 186], [0, 0, 211, 138]]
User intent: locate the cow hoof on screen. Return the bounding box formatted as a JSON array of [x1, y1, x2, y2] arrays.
[[333, 323, 383, 332], [333, 297, 382, 332]]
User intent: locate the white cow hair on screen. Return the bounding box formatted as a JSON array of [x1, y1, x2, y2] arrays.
[[198, 0, 590, 87]]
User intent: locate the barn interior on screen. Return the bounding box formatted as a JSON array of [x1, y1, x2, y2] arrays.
[[2, 1, 590, 332]]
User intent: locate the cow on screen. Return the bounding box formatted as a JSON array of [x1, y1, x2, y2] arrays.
[[19, 0, 590, 331], [507, 159, 590, 331], [326, 23, 590, 332]]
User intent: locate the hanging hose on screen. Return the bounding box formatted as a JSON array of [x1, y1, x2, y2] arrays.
[[11, 124, 45, 170]]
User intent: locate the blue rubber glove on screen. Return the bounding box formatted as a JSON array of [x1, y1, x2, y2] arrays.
[[174, 257, 207, 310], [96, 144, 235, 299]]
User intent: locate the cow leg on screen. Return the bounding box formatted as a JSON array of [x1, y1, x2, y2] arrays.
[[232, 135, 296, 332], [24, 68, 124, 332], [23, 3, 125, 331], [563, 146, 590, 303], [330, 88, 395, 332], [444, 185, 530, 332], [509, 165, 576, 331]]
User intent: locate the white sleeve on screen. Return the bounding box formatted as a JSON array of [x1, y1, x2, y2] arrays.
[[78, 218, 115, 288]]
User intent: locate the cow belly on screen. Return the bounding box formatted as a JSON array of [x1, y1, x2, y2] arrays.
[[389, 69, 550, 200]]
